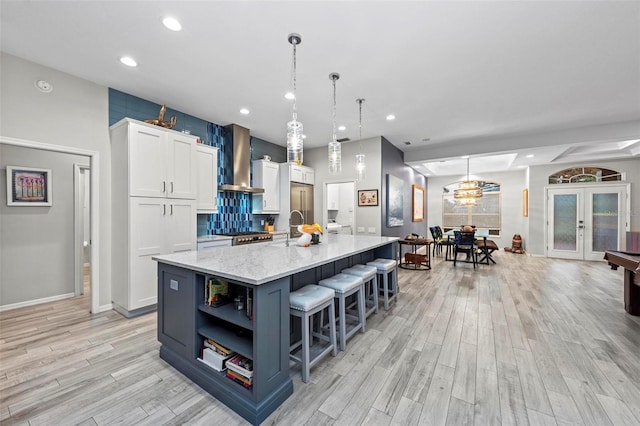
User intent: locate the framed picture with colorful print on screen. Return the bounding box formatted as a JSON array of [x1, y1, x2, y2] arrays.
[[358, 189, 378, 206], [6, 166, 52, 206]]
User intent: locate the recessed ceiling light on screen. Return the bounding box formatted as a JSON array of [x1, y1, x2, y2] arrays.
[[460, 155, 470, 159], [386, 114, 396, 121], [284, 92, 295, 100], [34, 79, 53, 93], [162, 17, 182, 31], [526, 154, 535, 158], [338, 125, 346, 131], [239, 108, 250, 115], [120, 56, 137, 67]]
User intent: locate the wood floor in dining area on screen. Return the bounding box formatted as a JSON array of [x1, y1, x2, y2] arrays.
[[2, 252, 640, 425]]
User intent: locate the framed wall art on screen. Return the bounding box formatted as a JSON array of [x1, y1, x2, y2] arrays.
[[412, 185, 424, 222], [6, 166, 52, 206], [358, 189, 378, 206], [386, 174, 404, 227]]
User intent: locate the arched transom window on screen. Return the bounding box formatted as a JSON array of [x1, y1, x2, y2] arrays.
[[548, 167, 622, 184]]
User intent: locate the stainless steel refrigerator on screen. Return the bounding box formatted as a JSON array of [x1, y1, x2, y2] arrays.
[[290, 182, 314, 237]]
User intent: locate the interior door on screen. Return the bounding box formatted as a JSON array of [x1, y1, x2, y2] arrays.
[[584, 187, 626, 260], [547, 185, 627, 260]]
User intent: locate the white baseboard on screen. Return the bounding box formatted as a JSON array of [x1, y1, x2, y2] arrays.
[[0, 292, 75, 312], [97, 303, 113, 313]]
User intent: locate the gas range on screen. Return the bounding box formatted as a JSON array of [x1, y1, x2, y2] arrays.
[[222, 231, 273, 246]]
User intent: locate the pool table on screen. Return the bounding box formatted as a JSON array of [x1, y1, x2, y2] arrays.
[[604, 250, 640, 316]]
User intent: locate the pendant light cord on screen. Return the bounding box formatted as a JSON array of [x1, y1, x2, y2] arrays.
[[357, 98, 365, 152], [332, 76, 337, 143], [291, 39, 298, 122], [466, 157, 470, 180]]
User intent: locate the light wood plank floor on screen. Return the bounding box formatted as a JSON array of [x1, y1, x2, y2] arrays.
[[2, 252, 640, 425]]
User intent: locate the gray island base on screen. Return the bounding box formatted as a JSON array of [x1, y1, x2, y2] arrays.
[[153, 234, 398, 425]]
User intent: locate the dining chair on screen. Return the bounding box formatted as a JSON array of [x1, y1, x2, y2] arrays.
[[433, 226, 453, 259], [429, 226, 441, 256], [453, 230, 478, 268]]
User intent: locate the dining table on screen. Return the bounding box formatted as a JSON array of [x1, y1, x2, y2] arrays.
[[443, 229, 495, 265]]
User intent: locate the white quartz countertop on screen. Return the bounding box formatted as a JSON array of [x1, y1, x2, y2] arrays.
[[154, 234, 398, 285]]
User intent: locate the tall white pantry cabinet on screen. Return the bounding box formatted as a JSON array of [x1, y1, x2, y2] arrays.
[[110, 118, 198, 317]]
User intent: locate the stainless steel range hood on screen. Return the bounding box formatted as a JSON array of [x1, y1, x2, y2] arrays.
[[218, 124, 264, 193]]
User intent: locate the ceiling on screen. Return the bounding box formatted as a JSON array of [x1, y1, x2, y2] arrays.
[[1, 1, 639, 176]]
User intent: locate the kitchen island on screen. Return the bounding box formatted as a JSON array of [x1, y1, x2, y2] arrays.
[[153, 234, 398, 425]]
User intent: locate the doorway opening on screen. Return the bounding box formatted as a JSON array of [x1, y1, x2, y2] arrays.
[[546, 184, 630, 261], [325, 181, 355, 235], [74, 164, 91, 297], [1, 136, 100, 313]]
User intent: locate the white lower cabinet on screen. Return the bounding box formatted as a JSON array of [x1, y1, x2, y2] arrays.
[[113, 197, 196, 316]]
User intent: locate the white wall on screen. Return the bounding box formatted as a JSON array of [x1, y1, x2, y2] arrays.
[[305, 137, 383, 235], [527, 157, 640, 255], [427, 169, 528, 250], [0, 53, 112, 310]]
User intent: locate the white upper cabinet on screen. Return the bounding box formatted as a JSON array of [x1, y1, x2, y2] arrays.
[[327, 184, 339, 210], [127, 120, 197, 199], [252, 160, 280, 214], [196, 144, 219, 213], [288, 164, 314, 185]]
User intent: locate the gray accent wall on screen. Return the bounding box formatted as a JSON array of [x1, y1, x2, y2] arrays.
[[381, 137, 428, 238], [0, 53, 111, 309]]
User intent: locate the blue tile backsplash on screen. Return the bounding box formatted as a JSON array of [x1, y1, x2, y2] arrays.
[[109, 88, 265, 236]]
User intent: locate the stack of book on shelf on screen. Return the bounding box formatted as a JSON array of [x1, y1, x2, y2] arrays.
[[205, 277, 229, 307], [226, 354, 253, 389], [198, 338, 235, 372]]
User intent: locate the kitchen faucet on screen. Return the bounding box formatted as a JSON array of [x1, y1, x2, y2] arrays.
[[286, 209, 305, 247]]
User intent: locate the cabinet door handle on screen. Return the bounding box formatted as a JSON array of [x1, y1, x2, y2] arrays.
[[170, 204, 174, 215], [162, 181, 166, 193], [264, 199, 266, 208], [170, 182, 174, 193], [163, 204, 166, 216]]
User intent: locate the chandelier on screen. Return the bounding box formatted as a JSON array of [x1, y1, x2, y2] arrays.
[[454, 157, 482, 206], [355, 98, 366, 181], [286, 33, 304, 165], [328, 72, 341, 174]]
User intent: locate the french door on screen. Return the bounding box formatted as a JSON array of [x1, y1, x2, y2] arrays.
[[547, 185, 628, 261]]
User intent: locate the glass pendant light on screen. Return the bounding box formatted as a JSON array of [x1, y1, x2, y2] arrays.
[[328, 72, 341, 174], [454, 157, 483, 206], [355, 98, 366, 181], [286, 33, 304, 165]]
